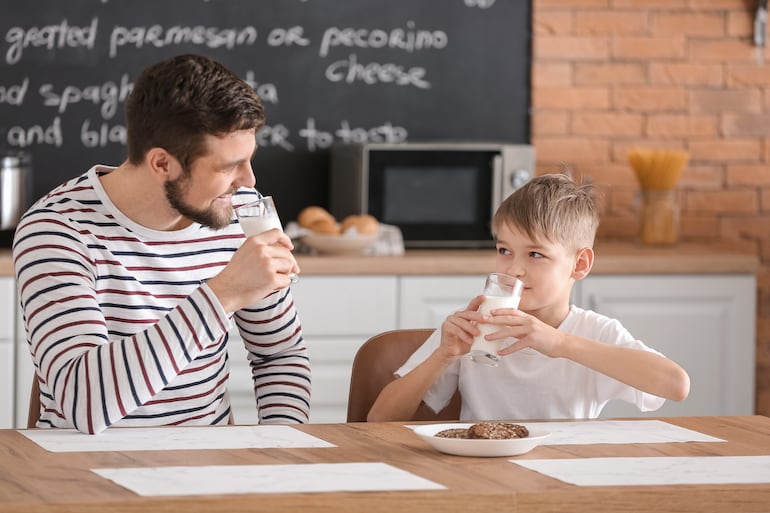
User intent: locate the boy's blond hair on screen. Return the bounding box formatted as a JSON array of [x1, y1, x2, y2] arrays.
[[492, 173, 599, 251]]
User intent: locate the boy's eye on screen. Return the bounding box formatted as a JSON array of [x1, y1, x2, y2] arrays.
[[497, 247, 511, 256], [530, 251, 544, 259]]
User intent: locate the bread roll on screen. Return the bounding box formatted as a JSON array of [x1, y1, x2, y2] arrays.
[[341, 214, 379, 235], [308, 219, 341, 235], [298, 206, 336, 229]]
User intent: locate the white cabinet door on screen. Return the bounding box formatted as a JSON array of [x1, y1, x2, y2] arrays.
[[227, 276, 398, 424], [399, 275, 485, 328], [0, 278, 15, 428], [577, 275, 756, 418]]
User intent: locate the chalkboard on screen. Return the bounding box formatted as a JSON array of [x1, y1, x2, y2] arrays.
[[0, 0, 531, 222]]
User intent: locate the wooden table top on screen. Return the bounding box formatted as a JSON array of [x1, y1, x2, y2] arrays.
[[1, 416, 769, 513]]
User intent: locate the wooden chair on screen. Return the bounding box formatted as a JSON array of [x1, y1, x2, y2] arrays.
[[346, 328, 461, 422], [27, 374, 40, 428]]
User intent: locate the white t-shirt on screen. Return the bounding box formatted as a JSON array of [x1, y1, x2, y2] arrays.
[[396, 305, 666, 420]]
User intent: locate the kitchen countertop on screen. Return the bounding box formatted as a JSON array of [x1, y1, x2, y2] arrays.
[[0, 242, 759, 278]]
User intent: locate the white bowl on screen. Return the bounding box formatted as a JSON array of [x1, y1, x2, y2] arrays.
[[412, 423, 551, 458], [302, 232, 377, 255]]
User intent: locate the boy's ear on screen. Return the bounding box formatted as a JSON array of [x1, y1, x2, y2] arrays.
[[572, 247, 594, 281]]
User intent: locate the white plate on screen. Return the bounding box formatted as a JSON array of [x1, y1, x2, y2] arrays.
[[412, 423, 551, 457], [302, 233, 377, 255]]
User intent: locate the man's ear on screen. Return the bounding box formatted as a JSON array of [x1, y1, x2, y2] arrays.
[[146, 148, 175, 183], [572, 247, 594, 281]]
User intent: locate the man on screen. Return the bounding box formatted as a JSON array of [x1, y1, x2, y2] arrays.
[[14, 54, 309, 434]]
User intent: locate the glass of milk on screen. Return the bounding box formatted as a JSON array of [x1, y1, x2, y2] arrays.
[[235, 196, 298, 283], [468, 272, 523, 367]]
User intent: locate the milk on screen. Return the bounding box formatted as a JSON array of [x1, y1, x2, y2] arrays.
[[469, 294, 521, 366], [239, 215, 282, 236]]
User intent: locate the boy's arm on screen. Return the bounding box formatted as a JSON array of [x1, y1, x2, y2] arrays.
[[367, 349, 455, 421], [557, 334, 690, 402], [368, 299, 486, 421], [494, 310, 690, 402]]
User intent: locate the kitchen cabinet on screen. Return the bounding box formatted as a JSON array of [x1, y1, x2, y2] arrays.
[[0, 278, 15, 428], [227, 276, 398, 424], [576, 274, 756, 418]]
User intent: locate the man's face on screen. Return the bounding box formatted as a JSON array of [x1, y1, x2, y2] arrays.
[[165, 130, 257, 230]]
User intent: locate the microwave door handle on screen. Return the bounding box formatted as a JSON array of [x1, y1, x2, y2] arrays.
[[492, 154, 503, 219]]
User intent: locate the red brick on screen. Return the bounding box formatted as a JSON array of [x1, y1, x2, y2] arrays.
[[679, 214, 721, 241], [573, 11, 647, 35], [649, 63, 724, 87], [727, 64, 770, 87], [688, 0, 756, 9], [689, 139, 762, 162], [533, 11, 573, 35], [689, 90, 762, 114], [532, 136, 611, 162], [727, 165, 770, 187], [652, 12, 724, 36], [722, 114, 770, 137], [678, 165, 725, 191], [611, 0, 688, 7], [575, 63, 646, 85], [536, 0, 610, 8], [572, 112, 644, 136], [532, 62, 573, 87], [533, 87, 610, 109], [647, 115, 718, 138], [686, 190, 759, 214], [613, 87, 687, 111], [689, 39, 770, 63], [761, 189, 770, 211], [727, 11, 753, 38], [613, 36, 686, 60], [531, 111, 570, 136], [535, 36, 610, 60]]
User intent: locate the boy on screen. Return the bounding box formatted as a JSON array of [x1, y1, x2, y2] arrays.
[[368, 173, 690, 421]]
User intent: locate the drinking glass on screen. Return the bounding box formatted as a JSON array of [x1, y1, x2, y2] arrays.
[[235, 196, 299, 283], [468, 272, 523, 367]]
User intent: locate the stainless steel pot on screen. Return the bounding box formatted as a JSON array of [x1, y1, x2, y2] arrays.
[[0, 151, 33, 230]]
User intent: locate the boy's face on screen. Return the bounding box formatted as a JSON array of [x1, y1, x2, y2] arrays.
[[494, 222, 581, 322]]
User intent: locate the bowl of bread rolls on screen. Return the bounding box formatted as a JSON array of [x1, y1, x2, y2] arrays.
[[297, 206, 379, 255]]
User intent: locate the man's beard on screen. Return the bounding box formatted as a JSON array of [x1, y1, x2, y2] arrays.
[[165, 174, 233, 230]]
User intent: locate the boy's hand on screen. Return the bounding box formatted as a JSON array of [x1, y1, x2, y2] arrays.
[[437, 295, 486, 359], [485, 308, 567, 358]]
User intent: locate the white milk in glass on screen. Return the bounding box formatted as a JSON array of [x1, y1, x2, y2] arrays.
[[239, 215, 282, 236], [469, 294, 521, 365]]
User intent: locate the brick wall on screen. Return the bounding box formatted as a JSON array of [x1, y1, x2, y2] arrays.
[[531, 0, 770, 414]]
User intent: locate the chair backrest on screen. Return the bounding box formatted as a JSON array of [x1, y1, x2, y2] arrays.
[[27, 374, 40, 428], [346, 328, 461, 422]]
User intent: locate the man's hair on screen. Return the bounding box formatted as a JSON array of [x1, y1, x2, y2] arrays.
[[492, 173, 599, 250], [125, 54, 265, 168]]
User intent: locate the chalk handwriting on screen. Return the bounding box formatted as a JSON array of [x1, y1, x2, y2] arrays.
[[299, 118, 407, 151], [0, 78, 28, 105], [326, 54, 429, 89], [6, 116, 62, 147], [319, 22, 447, 58], [109, 24, 258, 58], [39, 74, 132, 119], [4, 18, 98, 65]]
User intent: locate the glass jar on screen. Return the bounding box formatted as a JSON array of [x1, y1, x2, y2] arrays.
[[640, 189, 679, 245]]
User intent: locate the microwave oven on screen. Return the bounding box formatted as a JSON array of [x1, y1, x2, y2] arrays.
[[329, 142, 535, 248]]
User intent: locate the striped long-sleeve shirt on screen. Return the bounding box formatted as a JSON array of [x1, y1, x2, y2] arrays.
[[13, 166, 311, 434]]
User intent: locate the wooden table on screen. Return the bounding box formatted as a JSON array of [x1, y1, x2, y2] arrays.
[[1, 416, 769, 513]]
